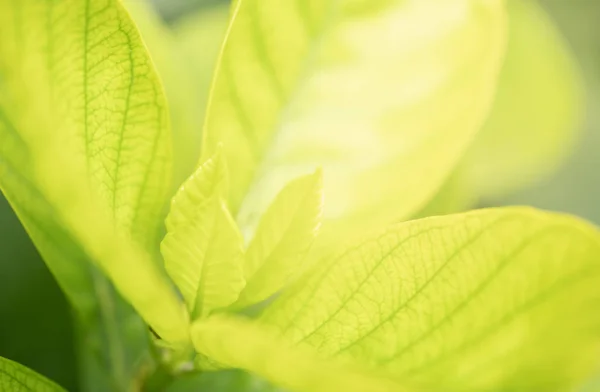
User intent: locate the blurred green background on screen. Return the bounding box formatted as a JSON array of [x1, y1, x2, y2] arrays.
[[0, 1, 599, 390]]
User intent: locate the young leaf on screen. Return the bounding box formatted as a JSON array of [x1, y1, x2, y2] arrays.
[[202, 0, 507, 249], [466, 0, 584, 199], [162, 155, 244, 319], [0, 0, 188, 344], [191, 315, 411, 392], [262, 207, 600, 391], [234, 170, 324, 308], [162, 199, 245, 319], [0, 356, 65, 392], [166, 151, 228, 232]]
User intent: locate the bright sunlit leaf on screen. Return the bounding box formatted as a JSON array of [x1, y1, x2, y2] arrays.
[[0, 108, 155, 392], [0, 0, 172, 248], [262, 207, 600, 391], [202, 0, 507, 251], [166, 151, 229, 232], [163, 154, 245, 319], [0, 356, 65, 392], [0, 109, 96, 315], [0, 0, 188, 344], [162, 199, 245, 319], [234, 169, 324, 308], [0, 0, 595, 390], [191, 315, 411, 392]]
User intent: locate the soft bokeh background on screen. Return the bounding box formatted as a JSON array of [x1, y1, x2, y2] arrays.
[[0, 0, 599, 390]]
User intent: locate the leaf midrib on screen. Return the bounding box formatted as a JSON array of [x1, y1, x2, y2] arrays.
[[193, 204, 221, 318], [246, 179, 316, 285]]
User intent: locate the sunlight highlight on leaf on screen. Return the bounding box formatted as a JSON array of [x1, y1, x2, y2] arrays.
[[162, 153, 245, 319], [262, 207, 600, 391], [191, 315, 412, 392], [203, 0, 507, 253], [0, 0, 188, 344]]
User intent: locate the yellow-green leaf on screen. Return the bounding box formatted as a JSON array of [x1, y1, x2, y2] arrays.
[[162, 155, 244, 319], [191, 315, 411, 392], [0, 107, 156, 390], [0, 356, 65, 392], [0, 109, 96, 315], [466, 0, 584, 199], [203, 0, 507, 250], [262, 207, 600, 391], [234, 170, 324, 308], [162, 199, 245, 319], [0, 0, 188, 344], [166, 151, 228, 232], [0, 0, 172, 247]]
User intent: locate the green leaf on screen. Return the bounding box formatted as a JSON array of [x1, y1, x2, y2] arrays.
[[0, 110, 152, 391], [0, 110, 95, 315], [125, 2, 230, 188], [0, 0, 172, 248], [162, 154, 245, 319], [0, 0, 188, 344], [261, 207, 600, 391], [162, 199, 245, 319], [0, 356, 65, 392], [234, 169, 324, 308], [202, 0, 507, 250], [466, 0, 584, 199], [191, 315, 411, 392], [166, 151, 229, 232]]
